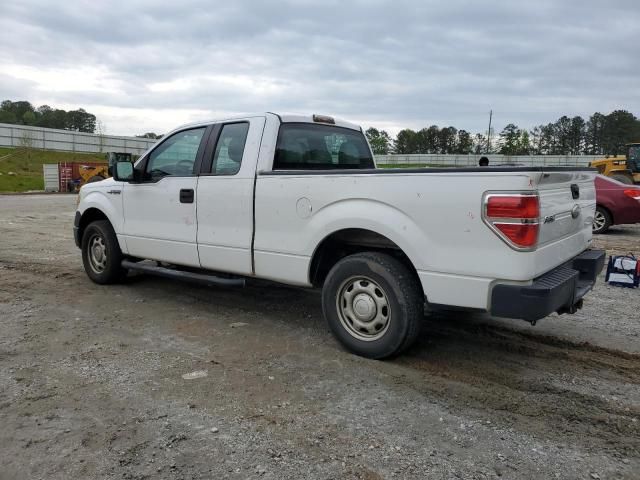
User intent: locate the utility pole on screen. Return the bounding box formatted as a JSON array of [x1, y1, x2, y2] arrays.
[[486, 109, 492, 154]]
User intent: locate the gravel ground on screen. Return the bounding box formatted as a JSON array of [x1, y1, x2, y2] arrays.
[[1, 194, 639, 480]]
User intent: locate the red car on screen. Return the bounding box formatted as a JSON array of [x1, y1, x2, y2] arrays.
[[593, 175, 640, 233]]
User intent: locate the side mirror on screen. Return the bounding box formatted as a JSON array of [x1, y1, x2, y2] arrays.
[[113, 161, 134, 182]]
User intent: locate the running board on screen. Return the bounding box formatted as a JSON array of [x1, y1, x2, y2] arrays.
[[121, 260, 245, 287]]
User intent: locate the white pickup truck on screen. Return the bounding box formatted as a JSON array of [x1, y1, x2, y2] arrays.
[[74, 113, 605, 358]]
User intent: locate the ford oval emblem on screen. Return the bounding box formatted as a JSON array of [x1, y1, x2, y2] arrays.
[[571, 204, 581, 219]]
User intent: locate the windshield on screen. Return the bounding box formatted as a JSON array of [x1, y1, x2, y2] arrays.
[[274, 123, 374, 170]]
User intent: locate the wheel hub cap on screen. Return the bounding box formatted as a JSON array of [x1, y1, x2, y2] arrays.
[[353, 293, 376, 321], [336, 277, 391, 341], [88, 234, 107, 273], [92, 244, 105, 262], [593, 212, 605, 230]]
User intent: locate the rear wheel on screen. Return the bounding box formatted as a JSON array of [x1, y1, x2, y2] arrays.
[[321, 252, 423, 359], [610, 174, 633, 185], [81, 220, 127, 283], [592, 206, 612, 234]]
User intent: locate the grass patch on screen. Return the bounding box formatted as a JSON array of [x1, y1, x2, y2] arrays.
[[0, 147, 106, 192]]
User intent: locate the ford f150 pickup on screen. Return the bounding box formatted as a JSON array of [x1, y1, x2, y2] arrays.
[[74, 113, 605, 358]]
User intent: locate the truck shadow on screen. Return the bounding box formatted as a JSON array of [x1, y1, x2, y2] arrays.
[[124, 271, 633, 365]]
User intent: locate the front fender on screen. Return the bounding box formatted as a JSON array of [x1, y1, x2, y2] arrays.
[[80, 191, 122, 232], [78, 187, 127, 253]]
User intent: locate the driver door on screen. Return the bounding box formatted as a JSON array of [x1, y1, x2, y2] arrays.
[[121, 126, 209, 267]]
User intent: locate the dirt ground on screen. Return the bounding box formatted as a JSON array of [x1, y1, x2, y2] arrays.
[[1, 195, 639, 480]]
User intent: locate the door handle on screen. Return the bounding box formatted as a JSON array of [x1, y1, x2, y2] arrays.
[[570, 184, 580, 199], [179, 189, 194, 203]]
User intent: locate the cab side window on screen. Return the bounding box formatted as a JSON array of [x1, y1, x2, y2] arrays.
[[211, 123, 249, 175], [146, 127, 206, 180]]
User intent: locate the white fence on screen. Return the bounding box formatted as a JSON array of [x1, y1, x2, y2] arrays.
[[376, 154, 601, 167], [0, 123, 156, 155]]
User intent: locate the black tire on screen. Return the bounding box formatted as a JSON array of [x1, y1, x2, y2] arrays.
[[87, 175, 105, 183], [321, 252, 423, 359], [592, 206, 612, 234], [610, 174, 633, 185], [81, 220, 127, 284]]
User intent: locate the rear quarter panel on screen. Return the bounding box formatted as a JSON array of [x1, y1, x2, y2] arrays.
[[253, 171, 590, 289]]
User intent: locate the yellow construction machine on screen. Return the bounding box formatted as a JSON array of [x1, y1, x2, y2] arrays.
[[67, 152, 134, 192], [590, 143, 640, 184]]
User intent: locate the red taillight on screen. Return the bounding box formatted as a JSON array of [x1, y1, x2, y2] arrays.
[[486, 195, 540, 218], [484, 194, 540, 249], [623, 189, 640, 200], [494, 223, 539, 248]]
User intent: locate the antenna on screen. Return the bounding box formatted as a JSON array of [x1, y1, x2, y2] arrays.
[[487, 109, 492, 153]]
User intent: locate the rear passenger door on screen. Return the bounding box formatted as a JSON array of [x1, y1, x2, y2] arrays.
[[196, 117, 265, 275]]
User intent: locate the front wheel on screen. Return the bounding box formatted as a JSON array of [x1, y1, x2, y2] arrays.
[[322, 252, 423, 359], [81, 220, 127, 284]]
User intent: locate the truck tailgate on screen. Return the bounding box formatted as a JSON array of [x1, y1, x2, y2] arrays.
[[534, 170, 596, 276]]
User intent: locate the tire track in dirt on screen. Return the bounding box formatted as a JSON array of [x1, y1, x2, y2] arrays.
[[383, 316, 640, 456]]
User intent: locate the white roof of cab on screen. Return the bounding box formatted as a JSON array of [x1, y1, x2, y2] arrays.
[[170, 113, 362, 133], [276, 113, 362, 131]]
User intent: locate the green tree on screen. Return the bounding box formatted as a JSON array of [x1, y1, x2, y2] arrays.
[[417, 125, 440, 153], [1, 100, 35, 124], [393, 129, 419, 154], [530, 126, 543, 154], [541, 123, 557, 154], [473, 133, 488, 154], [499, 123, 520, 155], [67, 108, 96, 133], [585, 112, 606, 155], [455, 129, 473, 154], [50, 109, 69, 129], [438, 126, 457, 153], [22, 110, 36, 125], [553, 116, 572, 154], [365, 127, 392, 155], [0, 99, 99, 132], [568, 116, 586, 155], [517, 130, 531, 155], [602, 110, 639, 155], [0, 110, 17, 123]]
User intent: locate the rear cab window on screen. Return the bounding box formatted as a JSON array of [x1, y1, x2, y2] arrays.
[[273, 123, 374, 170]]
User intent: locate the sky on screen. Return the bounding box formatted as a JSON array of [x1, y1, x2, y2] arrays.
[[1, 0, 638, 137]]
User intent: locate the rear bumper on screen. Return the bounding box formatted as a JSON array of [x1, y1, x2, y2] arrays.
[[490, 249, 606, 322]]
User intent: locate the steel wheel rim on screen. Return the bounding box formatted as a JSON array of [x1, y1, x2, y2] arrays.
[[88, 233, 107, 274], [336, 276, 391, 341], [593, 211, 605, 231]]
